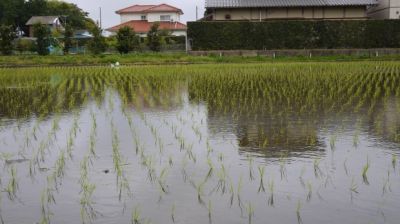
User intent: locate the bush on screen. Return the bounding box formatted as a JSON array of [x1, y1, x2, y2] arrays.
[[188, 20, 400, 50], [63, 24, 73, 54], [116, 26, 139, 54], [0, 25, 16, 55], [87, 25, 107, 55], [33, 23, 51, 55], [147, 23, 161, 52], [15, 38, 36, 54]]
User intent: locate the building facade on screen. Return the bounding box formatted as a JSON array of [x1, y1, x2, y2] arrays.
[[107, 4, 187, 37], [368, 0, 400, 19], [204, 0, 378, 20], [26, 16, 63, 37]]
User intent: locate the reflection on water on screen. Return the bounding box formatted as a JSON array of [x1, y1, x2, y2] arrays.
[[0, 63, 399, 224]]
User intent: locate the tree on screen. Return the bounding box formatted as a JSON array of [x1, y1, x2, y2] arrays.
[[63, 24, 73, 54], [0, 25, 16, 55], [33, 23, 51, 55], [87, 26, 107, 55], [46, 1, 96, 30], [147, 23, 161, 52], [0, 0, 95, 33], [116, 26, 139, 54]]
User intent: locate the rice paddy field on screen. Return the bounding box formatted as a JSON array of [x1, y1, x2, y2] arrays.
[[0, 62, 400, 224]]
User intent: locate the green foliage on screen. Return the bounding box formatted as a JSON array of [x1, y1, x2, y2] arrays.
[[147, 23, 161, 52], [15, 38, 36, 54], [188, 20, 400, 50], [33, 23, 51, 56], [0, 0, 95, 31], [46, 1, 95, 30], [63, 24, 73, 54], [0, 25, 16, 55], [87, 26, 107, 55], [116, 26, 139, 54]]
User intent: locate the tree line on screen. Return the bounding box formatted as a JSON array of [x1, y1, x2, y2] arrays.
[[0, 0, 183, 55], [0, 22, 172, 55]]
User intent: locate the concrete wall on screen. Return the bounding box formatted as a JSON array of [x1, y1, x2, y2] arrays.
[[121, 12, 180, 23], [368, 0, 400, 19], [211, 6, 367, 20]]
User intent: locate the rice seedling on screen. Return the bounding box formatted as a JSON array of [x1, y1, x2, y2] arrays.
[[157, 167, 169, 195], [313, 158, 323, 178], [362, 157, 370, 185], [306, 182, 312, 202], [296, 200, 303, 224], [131, 206, 141, 224], [5, 166, 18, 200], [392, 155, 397, 170], [196, 181, 206, 204], [246, 202, 254, 224], [171, 203, 176, 223], [329, 134, 337, 151], [268, 179, 275, 206], [258, 166, 266, 193], [343, 158, 349, 176], [247, 156, 254, 181], [208, 200, 212, 224], [204, 157, 214, 183], [279, 154, 287, 180]]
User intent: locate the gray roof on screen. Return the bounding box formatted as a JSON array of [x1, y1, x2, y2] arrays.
[[206, 0, 378, 8], [26, 16, 60, 25]]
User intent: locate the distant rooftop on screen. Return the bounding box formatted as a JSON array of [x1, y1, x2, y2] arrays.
[[26, 16, 60, 25], [116, 4, 183, 15], [205, 0, 378, 8]]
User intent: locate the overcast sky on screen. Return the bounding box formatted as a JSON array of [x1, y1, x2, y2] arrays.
[[64, 0, 205, 29]]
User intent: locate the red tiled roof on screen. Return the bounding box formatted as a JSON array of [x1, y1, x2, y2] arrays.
[[106, 20, 187, 33], [116, 4, 183, 14]]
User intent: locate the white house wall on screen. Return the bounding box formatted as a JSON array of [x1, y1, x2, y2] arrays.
[[171, 30, 186, 36], [368, 0, 400, 19], [213, 7, 367, 20], [121, 12, 180, 23], [121, 14, 143, 23], [147, 12, 180, 22]]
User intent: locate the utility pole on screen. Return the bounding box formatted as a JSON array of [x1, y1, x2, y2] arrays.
[[196, 6, 198, 20]]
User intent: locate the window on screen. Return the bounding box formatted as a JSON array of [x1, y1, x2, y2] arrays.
[[160, 15, 171, 21], [141, 15, 147, 20], [225, 14, 231, 20]]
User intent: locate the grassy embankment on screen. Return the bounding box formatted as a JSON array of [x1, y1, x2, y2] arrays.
[[0, 53, 400, 67]]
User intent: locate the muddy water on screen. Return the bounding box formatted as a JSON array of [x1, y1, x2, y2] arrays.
[[0, 64, 400, 224]]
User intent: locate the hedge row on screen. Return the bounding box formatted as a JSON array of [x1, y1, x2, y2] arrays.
[[187, 20, 400, 50]]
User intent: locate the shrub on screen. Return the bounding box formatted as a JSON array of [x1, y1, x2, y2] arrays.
[[33, 23, 51, 55], [63, 24, 73, 54], [15, 38, 36, 54], [116, 26, 139, 54], [87, 25, 107, 55], [147, 23, 161, 52], [0, 25, 16, 55], [187, 20, 400, 50]]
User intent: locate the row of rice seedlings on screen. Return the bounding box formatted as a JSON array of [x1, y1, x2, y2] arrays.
[[111, 120, 131, 201], [79, 156, 97, 224]]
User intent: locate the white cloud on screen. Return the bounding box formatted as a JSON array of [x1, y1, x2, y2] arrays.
[[63, 0, 205, 29]]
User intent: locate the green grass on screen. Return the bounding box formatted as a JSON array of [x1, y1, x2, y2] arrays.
[[0, 53, 400, 67]]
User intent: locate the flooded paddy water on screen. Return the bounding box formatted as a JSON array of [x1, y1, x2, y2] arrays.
[[0, 62, 399, 224]]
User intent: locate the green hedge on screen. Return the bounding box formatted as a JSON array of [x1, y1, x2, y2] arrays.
[[188, 20, 400, 50]]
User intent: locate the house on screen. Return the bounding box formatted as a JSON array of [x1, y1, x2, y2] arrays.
[[107, 4, 187, 37], [204, 0, 378, 21], [26, 16, 64, 37], [368, 0, 400, 19]]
